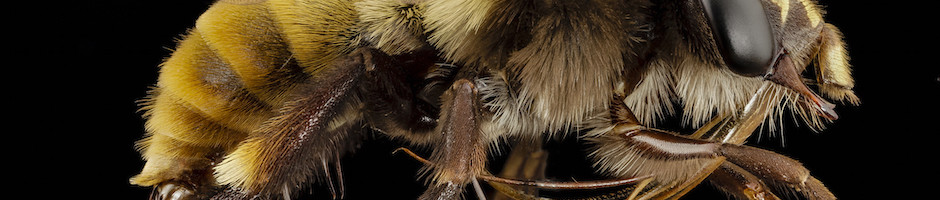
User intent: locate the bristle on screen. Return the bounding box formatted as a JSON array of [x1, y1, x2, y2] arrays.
[[506, 0, 638, 135], [476, 73, 536, 139], [672, 56, 765, 128], [356, 0, 429, 55], [625, 59, 677, 127], [633, 48, 838, 141], [587, 129, 721, 185], [815, 23, 859, 105], [757, 83, 833, 140], [266, 0, 361, 74], [422, 0, 496, 64], [426, 0, 649, 140], [748, 84, 792, 140]]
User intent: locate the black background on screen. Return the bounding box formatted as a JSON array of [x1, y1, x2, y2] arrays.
[[21, 0, 938, 199]]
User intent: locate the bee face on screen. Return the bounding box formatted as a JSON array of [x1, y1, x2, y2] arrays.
[[620, 0, 856, 129], [132, 0, 855, 199]]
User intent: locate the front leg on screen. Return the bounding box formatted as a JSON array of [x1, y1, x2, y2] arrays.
[[707, 162, 781, 200], [589, 99, 726, 199], [589, 92, 834, 199], [420, 79, 488, 200]]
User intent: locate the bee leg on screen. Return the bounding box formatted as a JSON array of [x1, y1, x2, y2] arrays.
[[589, 121, 726, 199], [589, 92, 725, 195], [707, 161, 781, 200], [491, 140, 547, 200], [209, 49, 373, 199], [419, 79, 488, 200], [718, 143, 835, 200], [592, 94, 836, 199], [396, 146, 653, 200]]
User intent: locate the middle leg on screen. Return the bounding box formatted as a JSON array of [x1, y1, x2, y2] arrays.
[[419, 79, 488, 200]]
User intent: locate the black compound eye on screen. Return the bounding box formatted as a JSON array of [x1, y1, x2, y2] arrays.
[[700, 0, 778, 77]]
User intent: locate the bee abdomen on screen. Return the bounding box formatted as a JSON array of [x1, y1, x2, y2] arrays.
[[157, 30, 277, 133], [135, 1, 351, 187], [192, 2, 310, 108], [132, 88, 250, 186]]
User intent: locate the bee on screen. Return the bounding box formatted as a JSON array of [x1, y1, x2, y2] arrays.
[[130, 0, 857, 199]]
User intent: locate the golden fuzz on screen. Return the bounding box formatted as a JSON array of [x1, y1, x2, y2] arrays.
[[132, 0, 856, 198]]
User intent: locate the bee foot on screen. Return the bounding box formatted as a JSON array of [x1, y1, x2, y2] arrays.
[[151, 183, 196, 200]]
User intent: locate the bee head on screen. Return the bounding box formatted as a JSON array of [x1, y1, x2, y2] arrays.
[[696, 0, 838, 120]]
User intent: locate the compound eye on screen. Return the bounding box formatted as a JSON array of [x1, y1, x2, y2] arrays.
[[700, 0, 777, 77]]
